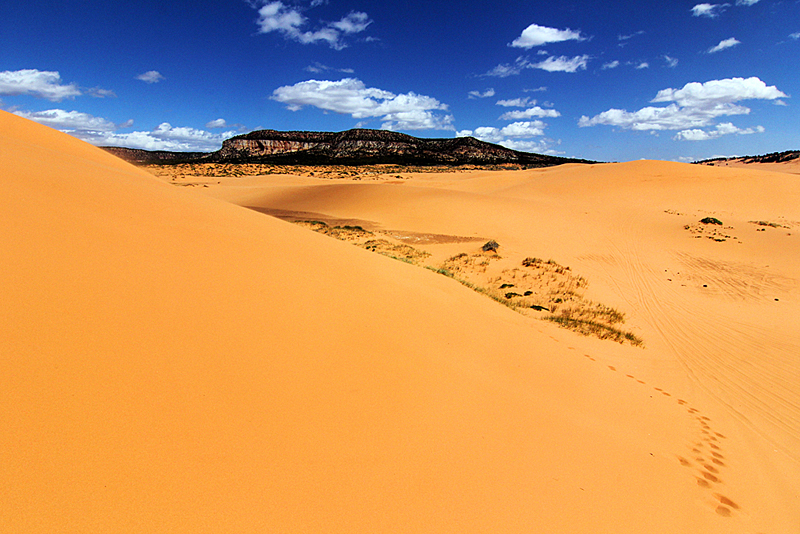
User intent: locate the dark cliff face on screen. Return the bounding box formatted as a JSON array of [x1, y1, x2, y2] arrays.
[[214, 128, 593, 166], [103, 128, 596, 166]]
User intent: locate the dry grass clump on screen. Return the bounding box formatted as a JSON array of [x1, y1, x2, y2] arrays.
[[544, 315, 644, 346], [749, 220, 790, 229], [295, 221, 373, 241], [684, 220, 737, 242], [493, 257, 586, 313], [290, 222, 642, 346], [441, 252, 493, 275], [360, 239, 431, 264], [434, 253, 642, 346], [147, 163, 280, 179], [294, 221, 430, 263]]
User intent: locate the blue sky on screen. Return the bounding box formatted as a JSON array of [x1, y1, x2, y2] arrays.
[[1, 0, 797, 162]]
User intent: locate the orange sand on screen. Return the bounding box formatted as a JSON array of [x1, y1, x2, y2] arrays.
[[2, 109, 798, 532]]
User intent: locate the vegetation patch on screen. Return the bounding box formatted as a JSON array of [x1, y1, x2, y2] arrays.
[[749, 220, 790, 229], [290, 220, 642, 346], [295, 220, 375, 241], [360, 239, 431, 264], [434, 253, 642, 345], [684, 220, 737, 242], [545, 316, 644, 346]]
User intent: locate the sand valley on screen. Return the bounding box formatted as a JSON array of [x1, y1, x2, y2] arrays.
[[3, 110, 799, 532]]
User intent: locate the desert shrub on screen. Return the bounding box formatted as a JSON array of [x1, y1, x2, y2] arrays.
[[545, 316, 643, 346], [335, 225, 367, 232], [700, 217, 723, 225], [482, 240, 500, 252]]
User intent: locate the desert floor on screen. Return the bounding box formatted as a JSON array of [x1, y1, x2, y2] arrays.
[[3, 110, 799, 532]]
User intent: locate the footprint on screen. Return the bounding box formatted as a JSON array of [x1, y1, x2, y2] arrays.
[[677, 399, 687, 405], [702, 472, 720, 483], [654, 387, 663, 391], [716, 506, 731, 517], [608, 365, 616, 371], [712, 458, 725, 467], [710, 451, 724, 459], [661, 391, 671, 396], [715, 432, 726, 439], [714, 494, 739, 510], [678, 456, 692, 467], [626, 374, 635, 379], [709, 443, 720, 450], [696, 477, 711, 488], [637, 380, 646, 384], [703, 464, 719, 474]]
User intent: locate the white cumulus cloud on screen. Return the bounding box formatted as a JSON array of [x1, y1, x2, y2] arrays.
[[707, 37, 740, 53], [13, 109, 118, 131], [602, 60, 620, 70], [484, 57, 530, 77], [304, 62, 354, 74], [0, 69, 82, 101], [651, 77, 785, 107], [510, 23, 584, 48], [635, 61, 649, 69], [330, 11, 372, 34], [674, 122, 764, 141], [735, 0, 759, 5], [691, 3, 729, 17], [255, 1, 371, 50], [496, 97, 534, 107], [205, 118, 228, 129], [532, 55, 589, 73], [13, 107, 236, 151], [579, 77, 786, 134], [136, 70, 165, 83], [468, 88, 495, 99], [271, 78, 453, 131], [86, 123, 237, 151], [499, 106, 560, 120], [457, 121, 546, 141], [456, 121, 555, 153]]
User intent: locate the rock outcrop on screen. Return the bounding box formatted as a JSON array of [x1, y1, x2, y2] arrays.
[[213, 129, 592, 166], [104, 128, 596, 166]]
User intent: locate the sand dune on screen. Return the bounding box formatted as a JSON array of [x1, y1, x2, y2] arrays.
[[3, 110, 798, 532]]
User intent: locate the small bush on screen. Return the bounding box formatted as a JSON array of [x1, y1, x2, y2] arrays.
[[482, 240, 500, 252], [700, 217, 723, 225]]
